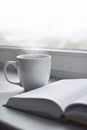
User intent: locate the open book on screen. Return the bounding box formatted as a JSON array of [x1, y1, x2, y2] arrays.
[[4, 79, 87, 125]]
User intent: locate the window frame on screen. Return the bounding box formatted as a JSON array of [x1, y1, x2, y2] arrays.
[[1, 46, 87, 79]]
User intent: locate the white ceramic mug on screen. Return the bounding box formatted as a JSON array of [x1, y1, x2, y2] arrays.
[[4, 54, 51, 91]]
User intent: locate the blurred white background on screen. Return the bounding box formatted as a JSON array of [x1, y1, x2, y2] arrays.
[[0, 0, 87, 49]]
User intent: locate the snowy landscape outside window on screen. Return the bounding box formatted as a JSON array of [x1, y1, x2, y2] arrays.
[[0, 0, 87, 50]]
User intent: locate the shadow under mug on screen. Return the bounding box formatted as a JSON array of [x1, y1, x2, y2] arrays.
[[4, 54, 51, 91]]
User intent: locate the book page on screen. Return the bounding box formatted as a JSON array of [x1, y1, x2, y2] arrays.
[[71, 94, 87, 105], [65, 95, 87, 125], [9, 79, 87, 111]]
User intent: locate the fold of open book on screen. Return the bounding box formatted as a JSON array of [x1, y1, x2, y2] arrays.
[[4, 79, 87, 125]]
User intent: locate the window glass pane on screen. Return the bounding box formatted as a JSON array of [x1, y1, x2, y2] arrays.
[[0, 0, 87, 50]]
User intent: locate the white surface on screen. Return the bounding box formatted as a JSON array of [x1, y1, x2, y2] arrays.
[[0, 71, 24, 105], [0, 71, 87, 129]]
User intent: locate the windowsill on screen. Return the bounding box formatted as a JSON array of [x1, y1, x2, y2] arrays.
[[1, 46, 87, 79]]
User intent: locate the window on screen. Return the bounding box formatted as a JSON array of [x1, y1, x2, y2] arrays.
[[0, 0, 87, 50]]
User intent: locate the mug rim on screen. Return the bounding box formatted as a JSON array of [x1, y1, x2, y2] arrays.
[[17, 54, 51, 60]]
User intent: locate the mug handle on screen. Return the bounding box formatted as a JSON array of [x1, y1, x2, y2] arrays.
[[4, 61, 21, 86]]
